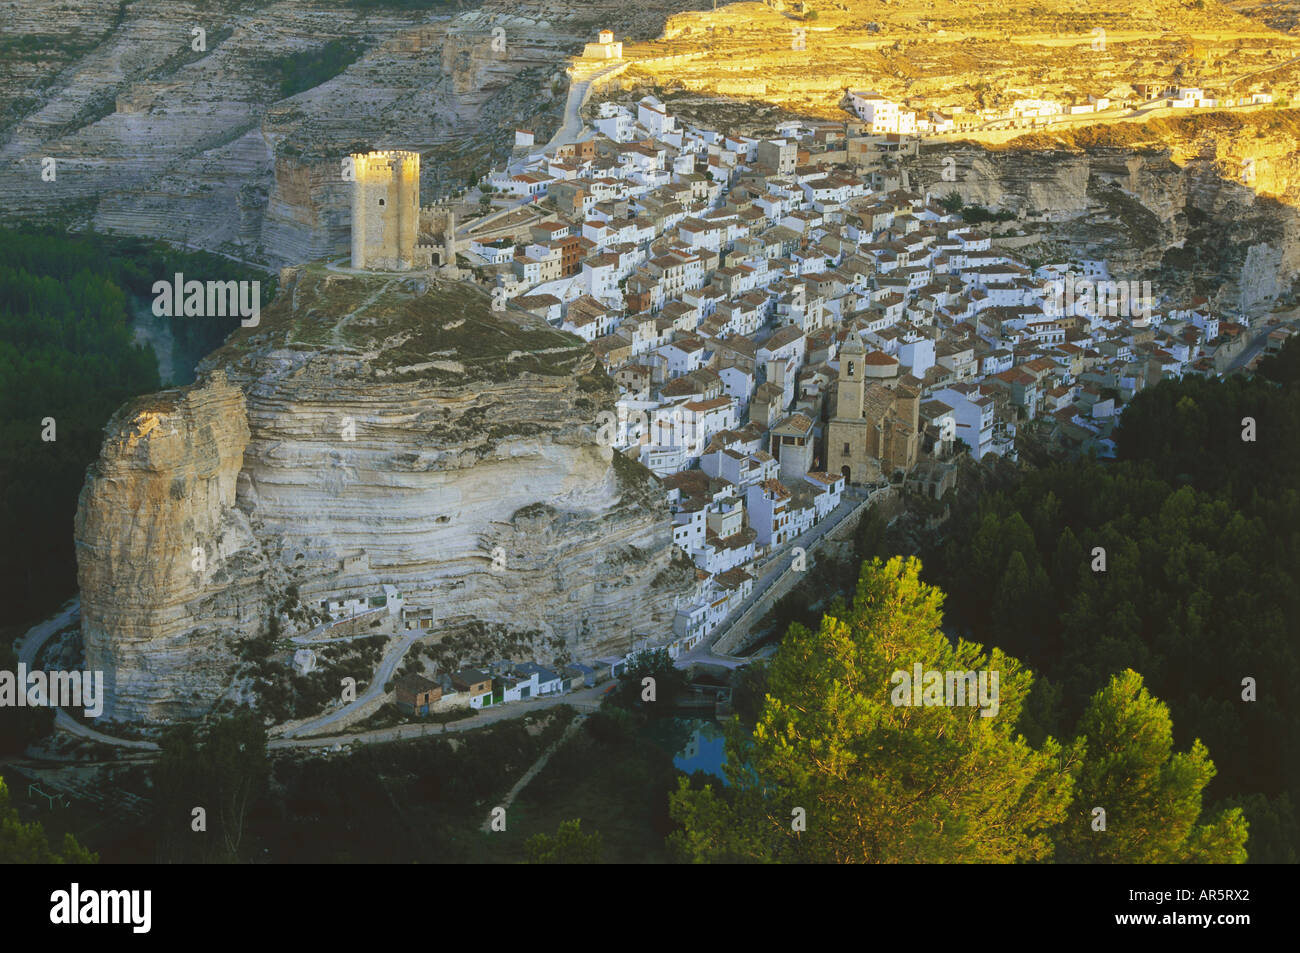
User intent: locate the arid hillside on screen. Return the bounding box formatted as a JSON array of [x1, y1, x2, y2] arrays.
[[1227, 0, 1300, 33], [612, 0, 1300, 120]]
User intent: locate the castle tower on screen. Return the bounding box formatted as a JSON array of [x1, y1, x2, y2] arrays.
[[442, 208, 456, 269], [351, 150, 421, 271]]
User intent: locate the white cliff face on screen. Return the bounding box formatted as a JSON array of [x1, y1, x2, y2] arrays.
[[75, 371, 269, 723], [75, 267, 692, 722]]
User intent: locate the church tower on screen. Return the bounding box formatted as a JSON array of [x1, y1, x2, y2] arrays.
[[827, 333, 875, 484], [835, 333, 866, 420]]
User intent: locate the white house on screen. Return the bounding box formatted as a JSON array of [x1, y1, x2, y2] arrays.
[[847, 91, 916, 134], [499, 668, 540, 703], [513, 662, 564, 696], [595, 110, 636, 142], [638, 98, 677, 137], [584, 29, 623, 59], [745, 479, 793, 548], [803, 471, 845, 520], [470, 238, 516, 265], [672, 507, 708, 552], [933, 384, 997, 459]]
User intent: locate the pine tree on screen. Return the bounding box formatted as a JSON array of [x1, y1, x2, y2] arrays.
[[668, 557, 1075, 863], [524, 819, 604, 864], [1053, 670, 1248, 863]]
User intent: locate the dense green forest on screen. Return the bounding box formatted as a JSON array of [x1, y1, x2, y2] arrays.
[[917, 339, 1300, 862], [0, 227, 271, 628], [712, 339, 1300, 862], [670, 557, 1247, 863]]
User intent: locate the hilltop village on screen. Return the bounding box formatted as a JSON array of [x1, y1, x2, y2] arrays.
[[336, 31, 1296, 718]]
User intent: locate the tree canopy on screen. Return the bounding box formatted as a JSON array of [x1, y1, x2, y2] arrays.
[[0, 776, 97, 864], [524, 819, 604, 864], [1053, 670, 1247, 863], [153, 710, 269, 863], [0, 227, 272, 626], [923, 360, 1299, 861], [669, 558, 1246, 864]]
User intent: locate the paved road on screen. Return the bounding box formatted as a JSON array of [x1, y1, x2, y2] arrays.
[[540, 61, 626, 157], [14, 598, 79, 669], [274, 629, 424, 740], [15, 598, 161, 752], [270, 684, 608, 751], [452, 64, 621, 246], [451, 60, 626, 252], [1224, 316, 1288, 374], [15, 597, 608, 754]]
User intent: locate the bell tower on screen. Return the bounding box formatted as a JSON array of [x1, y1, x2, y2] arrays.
[[836, 334, 866, 420]]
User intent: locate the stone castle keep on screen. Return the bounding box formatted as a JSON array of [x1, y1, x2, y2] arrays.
[[350, 150, 457, 272]]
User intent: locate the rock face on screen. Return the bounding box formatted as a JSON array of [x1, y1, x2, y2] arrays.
[[614, 0, 1299, 123], [75, 371, 265, 723], [76, 269, 692, 722], [0, 0, 707, 265], [905, 113, 1300, 313]]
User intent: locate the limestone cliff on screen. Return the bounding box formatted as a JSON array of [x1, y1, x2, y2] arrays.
[[75, 371, 265, 723], [905, 112, 1300, 313], [611, 0, 1300, 123], [75, 269, 692, 722]]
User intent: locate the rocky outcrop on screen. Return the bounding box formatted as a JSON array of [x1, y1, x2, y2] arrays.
[[75, 269, 693, 722], [906, 113, 1300, 313], [613, 0, 1298, 123], [75, 370, 265, 723]]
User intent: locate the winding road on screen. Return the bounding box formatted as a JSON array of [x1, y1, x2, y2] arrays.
[[539, 60, 628, 157], [13, 600, 603, 755], [273, 629, 424, 740], [15, 598, 160, 752]]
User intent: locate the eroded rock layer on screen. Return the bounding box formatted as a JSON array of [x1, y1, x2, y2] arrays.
[[0, 0, 707, 265], [76, 268, 692, 721]]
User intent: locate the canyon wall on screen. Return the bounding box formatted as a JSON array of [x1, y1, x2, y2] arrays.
[[75, 269, 692, 721], [904, 114, 1300, 313], [0, 0, 707, 266], [75, 371, 266, 723]]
